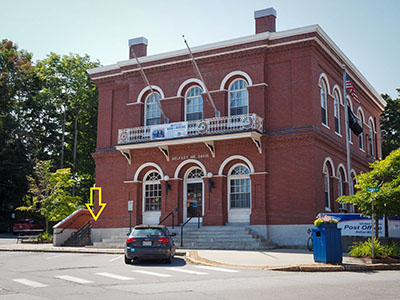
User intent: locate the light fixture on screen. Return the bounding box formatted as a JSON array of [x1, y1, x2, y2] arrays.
[[207, 172, 215, 192], [164, 175, 171, 195]]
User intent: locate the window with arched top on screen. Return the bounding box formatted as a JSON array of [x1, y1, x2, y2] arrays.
[[185, 86, 203, 121], [229, 165, 251, 209], [320, 80, 328, 126], [333, 90, 340, 134], [323, 163, 332, 210], [145, 93, 162, 126], [368, 119, 375, 158], [338, 167, 346, 211], [186, 168, 204, 179], [357, 110, 364, 151], [347, 99, 353, 143], [229, 79, 249, 116], [143, 171, 161, 211]]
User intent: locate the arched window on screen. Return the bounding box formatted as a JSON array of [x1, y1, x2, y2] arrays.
[[368, 119, 375, 158], [229, 165, 251, 209], [337, 167, 346, 211], [323, 163, 332, 210], [320, 80, 328, 126], [357, 110, 364, 151], [333, 90, 340, 134], [143, 171, 161, 211], [145, 93, 162, 126], [347, 98, 353, 143], [187, 168, 204, 179], [185, 86, 203, 121], [229, 79, 249, 116]]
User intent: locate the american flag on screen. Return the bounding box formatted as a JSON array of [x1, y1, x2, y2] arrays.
[[345, 74, 361, 104]]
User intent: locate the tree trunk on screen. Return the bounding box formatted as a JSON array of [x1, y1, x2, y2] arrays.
[[72, 110, 78, 197], [60, 107, 66, 169], [45, 218, 49, 233]]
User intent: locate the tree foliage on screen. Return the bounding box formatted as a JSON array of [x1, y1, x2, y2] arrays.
[[17, 160, 81, 231], [338, 148, 400, 218], [381, 91, 400, 158]]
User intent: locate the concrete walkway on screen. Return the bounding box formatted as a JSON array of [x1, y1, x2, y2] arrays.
[[0, 236, 399, 271]]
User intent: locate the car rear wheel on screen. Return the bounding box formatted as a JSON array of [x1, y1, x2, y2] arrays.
[[124, 255, 132, 265]]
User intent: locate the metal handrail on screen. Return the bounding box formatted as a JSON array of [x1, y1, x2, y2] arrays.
[[70, 219, 93, 245], [159, 212, 175, 229], [180, 211, 200, 247]]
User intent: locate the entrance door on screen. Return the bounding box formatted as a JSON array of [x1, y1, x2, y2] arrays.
[[185, 182, 203, 220]]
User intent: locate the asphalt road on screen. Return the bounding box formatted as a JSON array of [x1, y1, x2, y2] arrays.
[[0, 251, 399, 300]]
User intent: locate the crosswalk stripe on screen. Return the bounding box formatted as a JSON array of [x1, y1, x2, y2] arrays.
[[132, 270, 172, 278], [55, 275, 93, 284], [13, 278, 47, 288], [194, 265, 239, 273], [96, 272, 134, 281], [168, 268, 207, 275]]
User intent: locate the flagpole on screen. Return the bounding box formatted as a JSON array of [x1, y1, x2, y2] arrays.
[[131, 48, 169, 124], [183, 35, 220, 118], [342, 65, 353, 197]]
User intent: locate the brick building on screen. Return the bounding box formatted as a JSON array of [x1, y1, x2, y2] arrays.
[[88, 8, 386, 246]]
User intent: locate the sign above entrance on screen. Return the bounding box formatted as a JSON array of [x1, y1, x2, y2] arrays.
[[151, 122, 188, 140]]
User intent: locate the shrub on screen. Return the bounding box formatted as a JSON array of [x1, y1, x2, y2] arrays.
[[349, 238, 400, 258]]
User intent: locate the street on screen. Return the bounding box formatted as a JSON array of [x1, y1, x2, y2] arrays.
[[0, 251, 399, 300]]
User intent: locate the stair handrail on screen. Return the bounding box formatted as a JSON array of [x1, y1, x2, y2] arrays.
[[159, 212, 175, 229], [180, 211, 200, 247], [70, 219, 93, 245], [55, 211, 88, 235]]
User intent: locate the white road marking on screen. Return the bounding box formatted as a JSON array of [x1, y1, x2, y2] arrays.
[[168, 268, 207, 275], [109, 255, 124, 262], [96, 272, 134, 281], [55, 275, 93, 284], [13, 278, 48, 288], [132, 270, 172, 278], [194, 265, 239, 273], [46, 253, 69, 260]]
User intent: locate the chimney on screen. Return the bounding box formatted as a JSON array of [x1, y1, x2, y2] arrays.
[[129, 37, 148, 59], [254, 7, 277, 33]]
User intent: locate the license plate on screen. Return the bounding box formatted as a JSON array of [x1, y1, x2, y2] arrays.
[[142, 241, 152, 246]]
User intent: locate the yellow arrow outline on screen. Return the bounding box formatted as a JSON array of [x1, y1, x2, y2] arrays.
[[85, 187, 107, 221]]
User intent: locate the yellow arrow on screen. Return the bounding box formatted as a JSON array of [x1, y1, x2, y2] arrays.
[[85, 187, 107, 221]]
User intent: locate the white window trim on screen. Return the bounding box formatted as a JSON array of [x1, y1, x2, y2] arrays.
[[142, 170, 162, 224], [320, 80, 328, 127], [227, 164, 251, 223], [228, 78, 249, 117], [184, 86, 203, 121], [144, 92, 162, 126], [333, 90, 341, 134], [323, 165, 331, 211]]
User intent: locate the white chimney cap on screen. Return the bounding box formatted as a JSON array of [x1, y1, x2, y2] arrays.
[[254, 7, 277, 19], [128, 37, 148, 47]]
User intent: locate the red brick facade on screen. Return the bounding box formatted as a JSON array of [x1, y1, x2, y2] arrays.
[[89, 10, 385, 232]]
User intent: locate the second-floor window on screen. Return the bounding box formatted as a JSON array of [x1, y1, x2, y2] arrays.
[[145, 93, 162, 126], [358, 111, 364, 151], [369, 119, 375, 157], [320, 80, 328, 126], [334, 91, 340, 134], [185, 86, 203, 121], [229, 79, 249, 116]]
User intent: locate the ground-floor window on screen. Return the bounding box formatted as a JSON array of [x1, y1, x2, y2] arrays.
[[144, 171, 162, 211], [229, 165, 251, 209]]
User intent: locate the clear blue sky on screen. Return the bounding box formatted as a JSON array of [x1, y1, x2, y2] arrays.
[[1, 0, 399, 98]]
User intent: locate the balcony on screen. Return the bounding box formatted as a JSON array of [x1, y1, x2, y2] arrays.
[[116, 113, 264, 163]]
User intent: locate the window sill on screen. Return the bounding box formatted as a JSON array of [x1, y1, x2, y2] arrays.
[[325, 207, 332, 212], [321, 123, 330, 130], [335, 132, 342, 138]]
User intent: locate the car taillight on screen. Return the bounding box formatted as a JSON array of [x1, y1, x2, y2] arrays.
[[158, 237, 169, 243], [126, 238, 136, 243]]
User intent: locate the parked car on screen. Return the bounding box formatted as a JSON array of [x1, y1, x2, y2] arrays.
[[12, 219, 44, 235], [125, 225, 176, 264]]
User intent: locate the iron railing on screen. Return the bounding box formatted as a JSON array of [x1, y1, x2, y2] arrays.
[[118, 113, 263, 145], [180, 212, 201, 247], [159, 212, 175, 229]]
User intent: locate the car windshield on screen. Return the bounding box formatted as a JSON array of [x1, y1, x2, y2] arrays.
[[132, 228, 164, 237]]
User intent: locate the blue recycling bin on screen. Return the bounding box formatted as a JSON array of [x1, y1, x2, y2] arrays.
[[312, 223, 342, 264]]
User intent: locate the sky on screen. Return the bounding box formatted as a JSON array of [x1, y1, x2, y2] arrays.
[[1, 0, 399, 98]]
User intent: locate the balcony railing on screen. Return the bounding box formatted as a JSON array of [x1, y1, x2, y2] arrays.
[[118, 113, 263, 145]]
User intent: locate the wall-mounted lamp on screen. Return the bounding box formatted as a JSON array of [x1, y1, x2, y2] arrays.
[[207, 172, 215, 193], [164, 175, 171, 195]]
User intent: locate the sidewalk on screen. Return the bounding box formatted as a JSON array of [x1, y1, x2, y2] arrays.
[[0, 239, 399, 272]]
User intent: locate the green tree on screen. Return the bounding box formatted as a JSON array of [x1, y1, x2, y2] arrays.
[[17, 161, 81, 232], [35, 53, 100, 203], [0, 40, 41, 218], [381, 91, 400, 158], [338, 148, 400, 233]]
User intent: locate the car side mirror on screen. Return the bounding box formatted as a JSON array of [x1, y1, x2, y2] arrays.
[[170, 233, 177, 236], [126, 233, 130, 237]]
